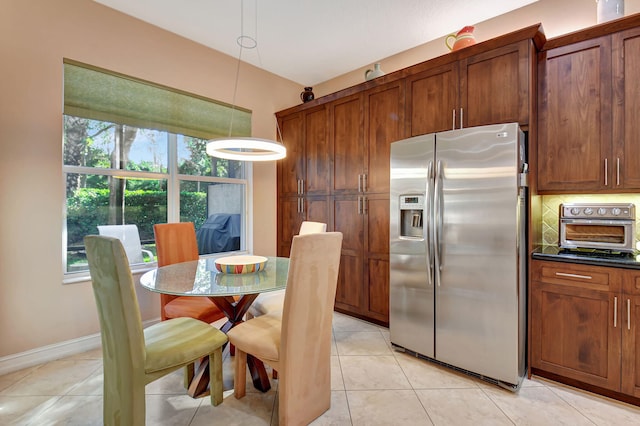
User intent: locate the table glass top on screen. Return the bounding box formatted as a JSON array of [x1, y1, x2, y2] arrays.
[[139, 256, 289, 297]]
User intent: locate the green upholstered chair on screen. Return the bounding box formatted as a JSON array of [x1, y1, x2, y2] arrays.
[[228, 232, 343, 426], [84, 235, 228, 425]]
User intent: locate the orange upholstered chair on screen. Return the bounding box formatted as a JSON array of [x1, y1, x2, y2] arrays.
[[153, 222, 225, 323]]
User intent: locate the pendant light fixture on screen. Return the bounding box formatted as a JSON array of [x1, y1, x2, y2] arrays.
[[206, 0, 286, 162]]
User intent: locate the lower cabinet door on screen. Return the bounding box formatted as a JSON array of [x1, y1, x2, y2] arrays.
[[622, 270, 640, 397], [531, 280, 622, 392]]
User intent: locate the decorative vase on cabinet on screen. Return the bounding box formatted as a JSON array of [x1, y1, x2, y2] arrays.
[[300, 87, 314, 103], [365, 63, 385, 81]]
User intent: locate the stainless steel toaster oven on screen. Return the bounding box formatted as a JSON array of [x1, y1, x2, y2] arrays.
[[559, 203, 636, 253]]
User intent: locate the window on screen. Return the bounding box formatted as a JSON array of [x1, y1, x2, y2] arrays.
[[63, 61, 251, 280]]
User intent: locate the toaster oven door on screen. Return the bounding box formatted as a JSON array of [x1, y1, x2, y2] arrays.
[[560, 219, 635, 252]]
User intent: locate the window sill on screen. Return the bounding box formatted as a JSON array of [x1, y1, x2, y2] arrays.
[[62, 262, 157, 285]]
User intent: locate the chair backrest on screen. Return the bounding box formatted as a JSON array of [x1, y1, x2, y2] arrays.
[[84, 235, 146, 389], [153, 222, 199, 267], [279, 231, 342, 421], [97, 224, 146, 264], [298, 221, 327, 235]]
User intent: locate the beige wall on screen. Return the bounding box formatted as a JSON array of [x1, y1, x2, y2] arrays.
[[0, 0, 299, 358], [2, 0, 639, 360], [315, 0, 640, 96]]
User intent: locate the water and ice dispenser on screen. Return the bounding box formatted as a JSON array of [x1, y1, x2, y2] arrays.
[[399, 195, 425, 238]]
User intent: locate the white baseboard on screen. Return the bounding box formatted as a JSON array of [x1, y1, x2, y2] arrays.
[[0, 318, 160, 376]]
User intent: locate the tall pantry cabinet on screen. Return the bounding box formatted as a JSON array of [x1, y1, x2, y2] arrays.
[[276, 106, 330, 257], [332, 81, 404, 325]]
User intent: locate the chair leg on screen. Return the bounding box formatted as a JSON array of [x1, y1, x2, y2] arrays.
[[184, 363, 195, 389], [234, 349, 247, 399], [210, 347, 224, 406]]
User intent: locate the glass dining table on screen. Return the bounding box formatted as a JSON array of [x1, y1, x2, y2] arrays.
[[139, 256, 289, 398]]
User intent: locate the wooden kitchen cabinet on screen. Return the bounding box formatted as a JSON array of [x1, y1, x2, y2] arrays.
[[364, 81, 404, 194], [331, 93, 364, 194], [621, 270, 640, 397], [333, 194, 389, 325], [331, 82, 401, 324], [537, 37, 612, 192], [531, 260, 640, 402], [277, 196, 329, 257], [461, 40, 533, 128], [407, 39, 533, 137], [277, 105, 330, 256], [531, 260, 621, 391], [612, 27, 640, 190], [538, 20, 640, 193], [277, 105, 330, 197], [406, 62, 459, 136]]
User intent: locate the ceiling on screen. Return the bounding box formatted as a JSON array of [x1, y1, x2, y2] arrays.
[[94, 0, 538, 86]]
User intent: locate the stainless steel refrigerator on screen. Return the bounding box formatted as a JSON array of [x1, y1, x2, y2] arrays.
[[389, 122, 527, 389]]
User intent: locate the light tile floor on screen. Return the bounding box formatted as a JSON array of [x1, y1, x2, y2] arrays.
[[2, 312, 640, 425]]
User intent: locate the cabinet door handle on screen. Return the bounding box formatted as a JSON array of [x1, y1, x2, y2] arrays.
[[300, 197, 304, 214], [452, 109, 456, 130], [460, 108, 464, 129], [363, 174, 367, 193], [617, 158, 620, 186], [300, 179, 304, 195], [357, 196, 362, 215], [614, 296, 618, 328], [604, 158, 608, 186], [358, 174, 362, 192], [363, 196, 368, 214], [628, 299, 631, 331], [297, 197, 301, 213], [555, 272, 592, 280]]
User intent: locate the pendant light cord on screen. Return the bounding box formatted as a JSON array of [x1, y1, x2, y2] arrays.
[[227, 0, 284, 144]]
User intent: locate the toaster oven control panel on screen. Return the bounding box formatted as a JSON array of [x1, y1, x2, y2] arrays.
[[561, 203, 635, 220]]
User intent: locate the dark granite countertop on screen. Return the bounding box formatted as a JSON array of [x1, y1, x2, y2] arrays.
[[532, 245, 640, 270]]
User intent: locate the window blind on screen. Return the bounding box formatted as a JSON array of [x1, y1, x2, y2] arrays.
[[63, 60, 251, 140]]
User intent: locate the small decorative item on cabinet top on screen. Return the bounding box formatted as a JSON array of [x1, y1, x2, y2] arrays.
[[365, 63, 385, 81], [596, 0, 624, 23], [445, 26, 476, 51], [300, 87, 314, 103]]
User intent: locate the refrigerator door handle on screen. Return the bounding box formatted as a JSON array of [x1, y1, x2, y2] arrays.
[[425, 160, 434, 285], [434, 160, 444, 284]]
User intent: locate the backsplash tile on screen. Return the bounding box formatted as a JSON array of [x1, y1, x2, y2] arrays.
[[540, 194, 640, 247]]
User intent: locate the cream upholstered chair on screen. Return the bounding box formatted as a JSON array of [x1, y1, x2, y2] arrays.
[[154, 222, 225, 324], [247, 221, 327, 318], [97, 224, 153, 264], [84, 235, 228, 425], [227, 232, 342, 426]]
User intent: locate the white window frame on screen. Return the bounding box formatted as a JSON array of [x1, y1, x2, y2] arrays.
[[62, 128, 253, 284]]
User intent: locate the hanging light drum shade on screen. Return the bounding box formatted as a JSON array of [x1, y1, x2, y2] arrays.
[[206, 137, 286, 161]]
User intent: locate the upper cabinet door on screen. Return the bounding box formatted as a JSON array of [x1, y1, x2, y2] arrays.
[[461, 40, 531, 128], [406, 62, 459, 136], [278, 113, 304, 196], [331, 94, 365, 194], [613, 27, 640, 190], [304, 106, 330, 195], [364, 81, 405, 194], [537, 36, 613, 192]]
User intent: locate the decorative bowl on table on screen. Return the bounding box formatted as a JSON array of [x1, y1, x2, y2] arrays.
[[214, 255, 268, 274]]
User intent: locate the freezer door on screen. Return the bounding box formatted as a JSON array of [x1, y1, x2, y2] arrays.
[[434, 123, 524, 385], [390, 134, 435, 357]]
